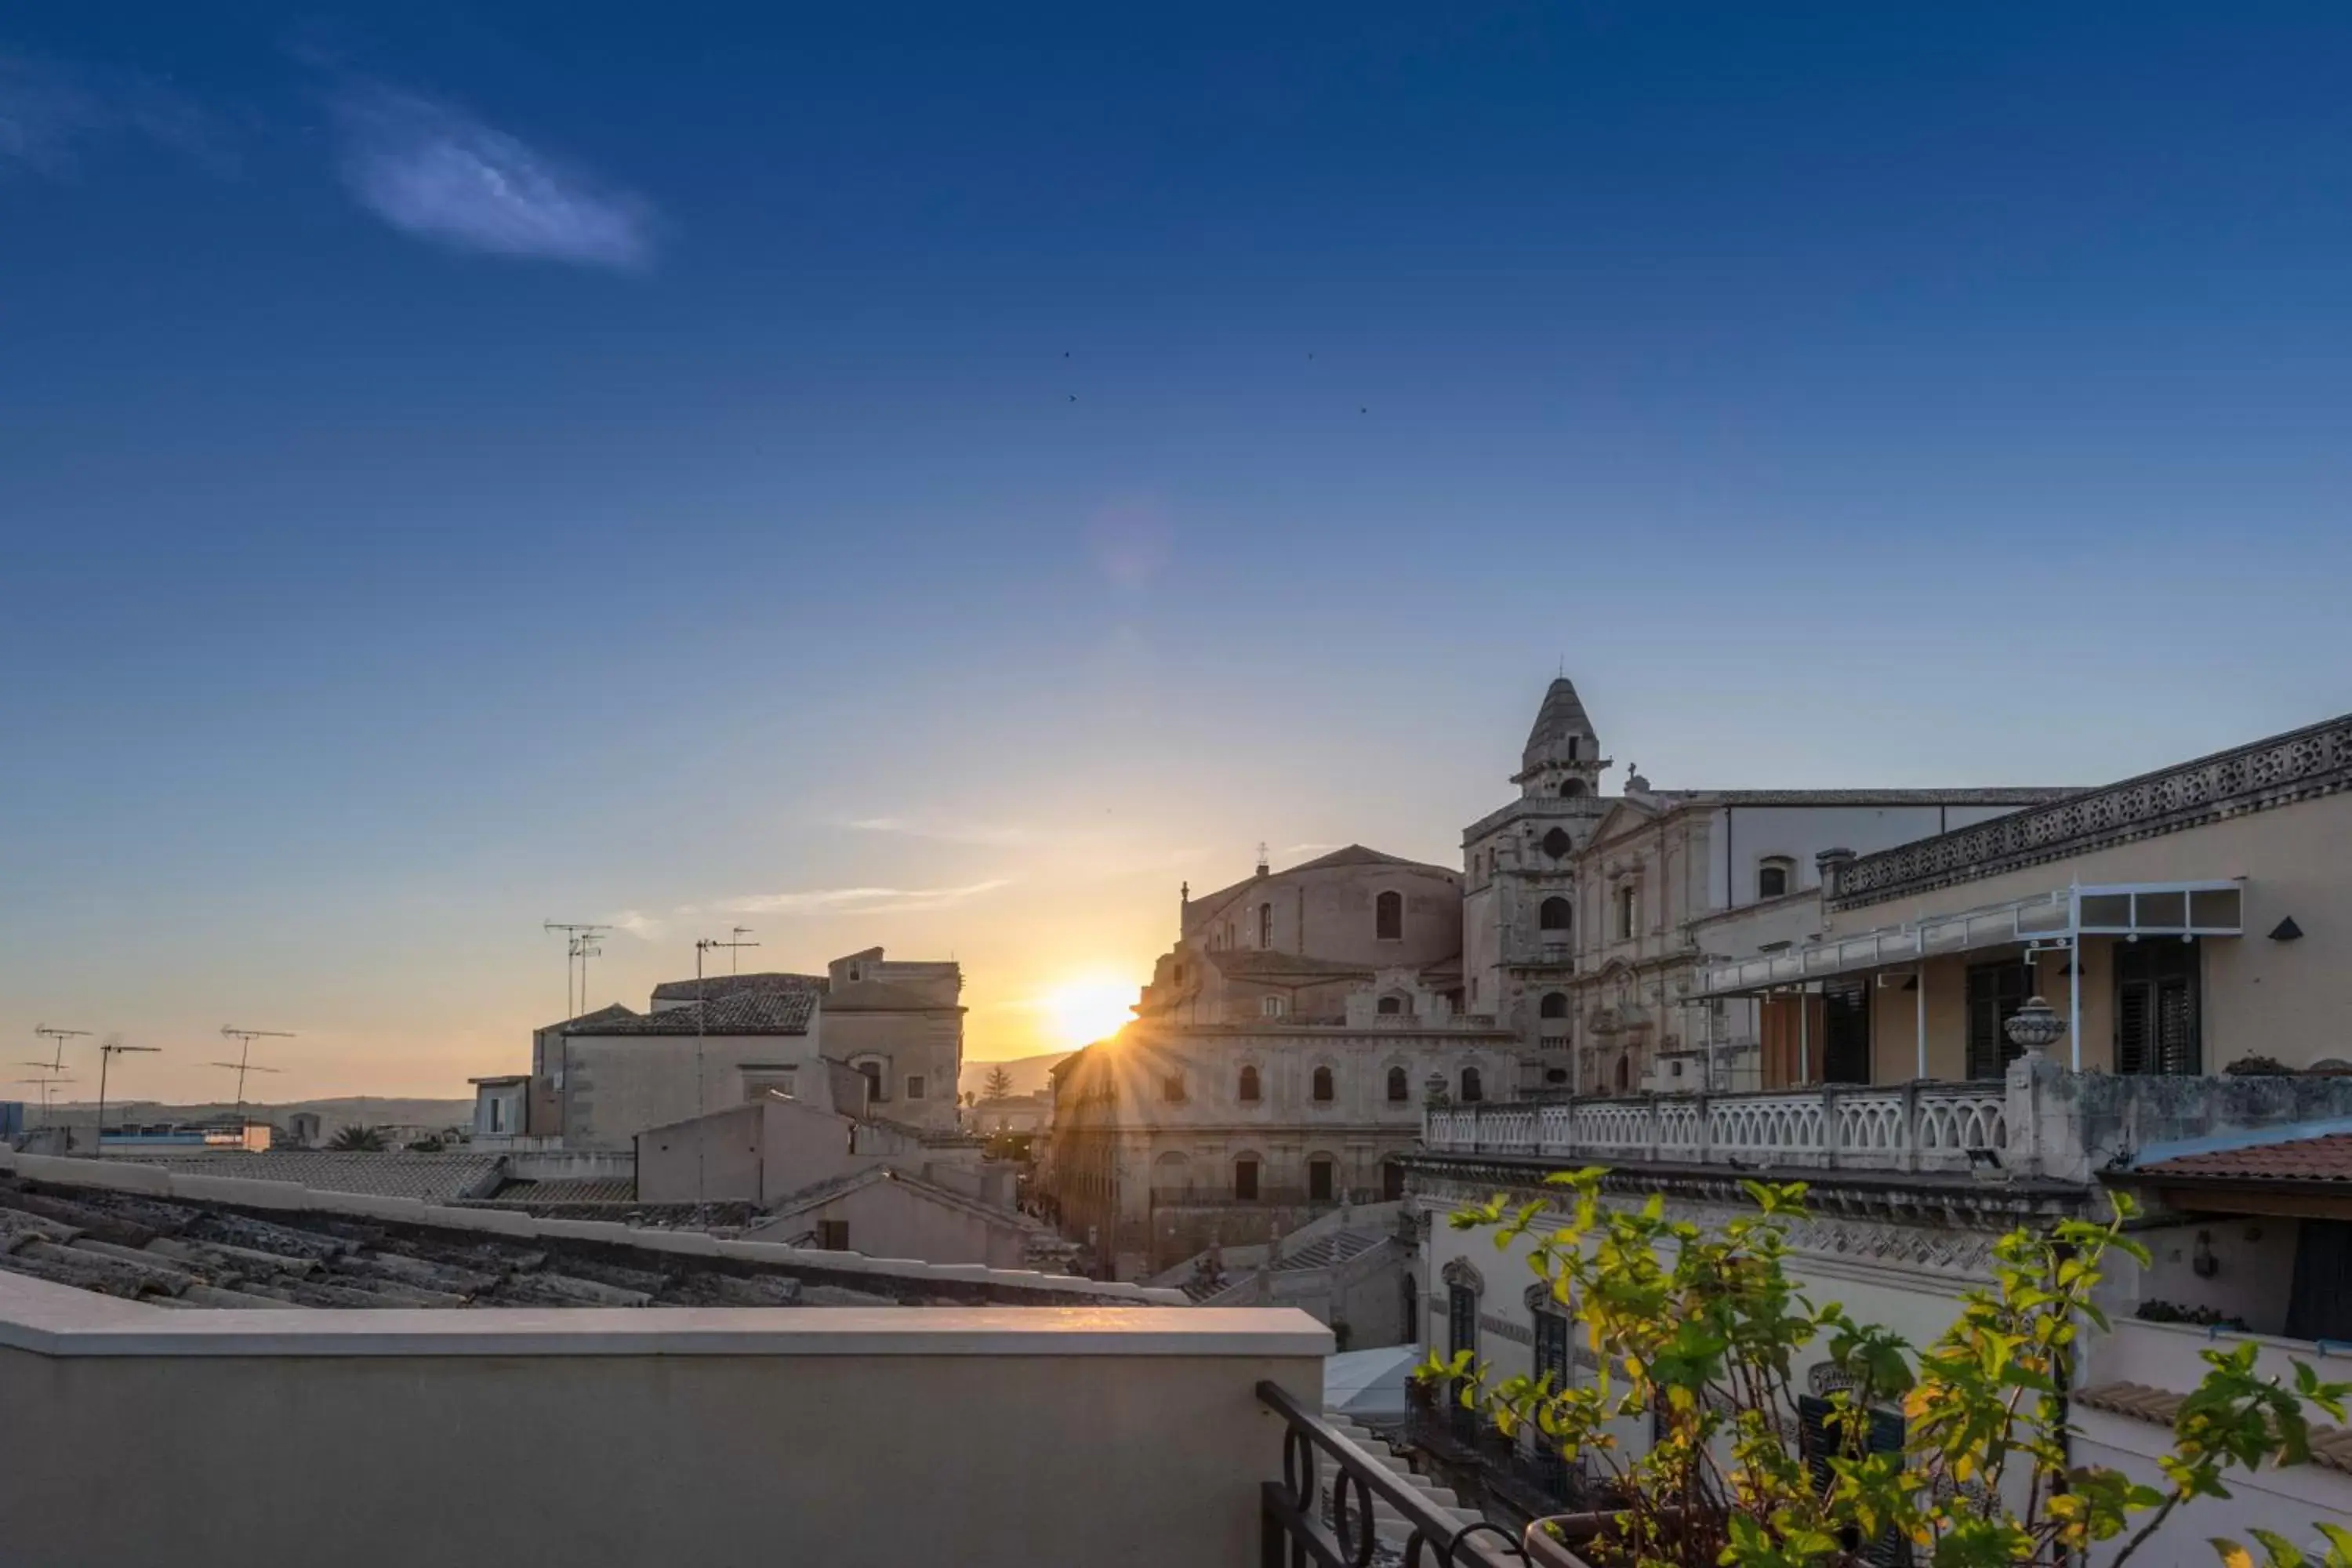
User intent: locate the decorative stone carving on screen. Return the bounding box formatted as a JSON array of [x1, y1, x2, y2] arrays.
[[1834, 715, 2352, 908]]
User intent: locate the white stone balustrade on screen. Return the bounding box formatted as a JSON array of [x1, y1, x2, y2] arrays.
[[1422, 1080, 2014, 1175]]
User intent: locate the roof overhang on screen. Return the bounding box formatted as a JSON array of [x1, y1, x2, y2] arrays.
[[1696, 880, 2245, 998]]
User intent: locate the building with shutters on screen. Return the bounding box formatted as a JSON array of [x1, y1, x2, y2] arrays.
[[1397, 711, 2352, 1557]]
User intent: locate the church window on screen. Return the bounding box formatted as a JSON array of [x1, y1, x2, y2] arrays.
[[1387, 1066, 1409, 1102], [1308, 1156, 1335, 1202], [1542, 827, 1572, 859], [1312, 1065, 1334, 1102], [1377, 995, 1403, 1015], [1617, 885, 1637, 939], [1460, 1066, 1483, 1103], [1234, 1156, 1260, 1201], [1540, 991, 1569, 1019], [1560, 779, 1587, 798], [1238, 1065, 1261, 1102], [1261, 995, 1286, 1018], [1540, 896, 1572, 931], [1757, 858, 1794, 900], [1375, 890, 1403, 941], [1258, 902, 1272, 948]]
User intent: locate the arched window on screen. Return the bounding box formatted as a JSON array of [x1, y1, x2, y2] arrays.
[[1377, 995, 1403, 1015], [1559, 779, 1587, 797], [1542, 827, 1572, 859], [1460, 1066, 1483, 1103], [1238, 1065, 1261, 1102], [1375, 890, 1403, 941], [1757, 858, 1794, 900], [1234, 1156, 1260, 1201], [1308, 1156, 1336, 1202], [1539, 991, 1569, 1019], [1258, 901, 1273, 947], [1386, 1066, 1409, 1102], [1312, 1065, 1335, 1102], [1615, 1054, 1631, 1091], [1540, 896, 1572, 931]]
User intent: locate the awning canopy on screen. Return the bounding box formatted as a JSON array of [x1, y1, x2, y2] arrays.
[[1696, 880, 2245, 999]]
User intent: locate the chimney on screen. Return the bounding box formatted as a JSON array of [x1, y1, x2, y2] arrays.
[[1816, 847, 1856, 895]]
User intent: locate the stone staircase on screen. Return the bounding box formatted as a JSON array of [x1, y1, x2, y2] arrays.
[[1318, 1408, 1490, 1552]]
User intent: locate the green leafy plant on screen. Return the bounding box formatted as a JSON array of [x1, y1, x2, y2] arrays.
[[1421, 1172, 2348, 1568], [326, 1123, 387, 1152]]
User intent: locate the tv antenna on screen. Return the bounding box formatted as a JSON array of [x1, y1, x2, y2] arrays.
[[544, 922, 612, 1018], [729, 926, 757, 975], [32, 1025, 90, 1074], [218, 1027, 295, 1128], [706, 930, 760, 977], [95, 1039, 161, 1159], [11, 1070, 75, 1127]]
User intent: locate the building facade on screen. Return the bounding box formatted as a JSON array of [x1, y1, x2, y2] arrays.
[[1396, 712, 2352, 1560], [1050, 844, 1514, 1278]]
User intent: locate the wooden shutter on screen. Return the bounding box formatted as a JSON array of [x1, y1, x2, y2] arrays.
[[1798, 1396, 1911, 1568], [2116, 942, 2199, 1076]]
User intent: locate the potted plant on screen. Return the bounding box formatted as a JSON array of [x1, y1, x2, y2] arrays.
[[1422, 1170, 2352, 1568]]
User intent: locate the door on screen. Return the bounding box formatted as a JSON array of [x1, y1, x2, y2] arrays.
[[1446, 1285, 1479, 1438], [2115, 940, 2200, 1075], [1820, 978, 1871, 1084], [1965, 962, 2033, 1081]]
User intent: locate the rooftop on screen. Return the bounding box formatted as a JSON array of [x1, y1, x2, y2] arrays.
[[568, 989, 817, 1036], [2132, 1130, 2352, 1186], [648, 971, 828, 1004], [0, 1148, 1183, 1310]]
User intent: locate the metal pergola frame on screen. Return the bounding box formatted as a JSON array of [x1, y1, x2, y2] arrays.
[[1697, 880, 2245, 1072]]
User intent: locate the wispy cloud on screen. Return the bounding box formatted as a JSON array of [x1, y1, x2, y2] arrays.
[[0, 55, 225, 179], [693, 880, 1013, 917], [607, 909, 668, 941], [844, 816, 1039, 848], [1283, 843, 1342, 857], [331, 83, 657, 270]]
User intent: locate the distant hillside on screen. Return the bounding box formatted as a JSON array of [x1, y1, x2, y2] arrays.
[[37, 1097, 472, 1136], [959, 1052, 1070, 1100]]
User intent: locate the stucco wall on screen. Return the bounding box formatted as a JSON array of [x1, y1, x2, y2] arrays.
[[824, 1007, 964, 1130], [0, 1295, 1324, 1568], [563, 1033, 822, 1152], [765, 1176, 1029, 1268]]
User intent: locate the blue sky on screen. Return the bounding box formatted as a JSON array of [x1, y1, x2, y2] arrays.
[[4, 2, 2350, 1099]]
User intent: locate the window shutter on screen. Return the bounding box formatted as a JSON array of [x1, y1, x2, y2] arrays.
[[2116, 980, 2151, 1075], [2156, 976, 2198, 1075]]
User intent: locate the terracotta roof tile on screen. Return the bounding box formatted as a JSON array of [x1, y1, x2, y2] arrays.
[[2136, 1131, 2352, 1184], [2078, 1381, 2352, 1475]]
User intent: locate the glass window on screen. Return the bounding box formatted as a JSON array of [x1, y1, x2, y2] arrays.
[[1461, 1066, 1483, 1103], [1312, 1065, 1334, 1102], [1541, 897, 1572, 931], [1238, 1065, 1261, 1102], [1375, 890, 1403, 940], [905, 1075, 926, 1100], [1258, 902, 1273, 947], [1386, 1066, 1408, 1102], [1261, 995, 1285, 1018], [1617, 885, 1637, 938], [1539, 991, 1569, 1018], [1758, 859, 1791, 899]]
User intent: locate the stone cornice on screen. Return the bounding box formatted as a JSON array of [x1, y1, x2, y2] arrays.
[[1398, 1150, 2095, 1229], [1831, 713, 2352, 909]]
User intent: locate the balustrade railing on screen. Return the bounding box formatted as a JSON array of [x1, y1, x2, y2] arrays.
[[1422, 1082, 2012, 1174], [1257, 1380, 1528, 1567]]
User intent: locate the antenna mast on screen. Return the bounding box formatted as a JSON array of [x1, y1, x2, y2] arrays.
[[217, 1027, 296, 1129], [32, 1025, 90, 1074], [95, 1038, 161, 1159], [544, 922, 612, 1018]]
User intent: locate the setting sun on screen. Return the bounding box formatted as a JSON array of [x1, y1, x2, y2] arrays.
[[1040, 978, 1137, 1049]]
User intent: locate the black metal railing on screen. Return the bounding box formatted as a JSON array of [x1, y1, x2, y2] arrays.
[[1258, 1380, 1528, 1566]]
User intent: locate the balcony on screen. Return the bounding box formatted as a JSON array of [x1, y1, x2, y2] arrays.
[[0, 1266, 1331, 1567], [1424, 1081, 2012, 1175]]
